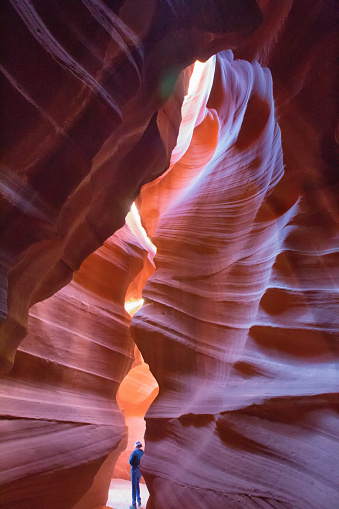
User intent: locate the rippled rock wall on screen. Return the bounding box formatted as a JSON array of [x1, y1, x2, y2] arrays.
[[133, 49, 338, 508], [0, 0, 262, 374], [0, 224, 150, 509], [1, 1, 338, 508], [132, 2, 338, 508]]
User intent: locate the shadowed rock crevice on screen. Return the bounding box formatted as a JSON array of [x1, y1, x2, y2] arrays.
[[1, 1, 338, 508]]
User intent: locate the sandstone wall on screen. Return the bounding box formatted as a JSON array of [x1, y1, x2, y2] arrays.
[[130, 2, 339, 506], [1, 1, 338, 509], [0, 224, 150, 508]]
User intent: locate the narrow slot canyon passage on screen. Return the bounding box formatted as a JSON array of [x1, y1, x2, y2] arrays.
[[0, 2, 338, 509], [107, 205, 159, 509], [103, 56, 210, 504]]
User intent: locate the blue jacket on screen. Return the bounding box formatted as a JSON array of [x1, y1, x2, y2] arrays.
[[129, 448, 144, 469]]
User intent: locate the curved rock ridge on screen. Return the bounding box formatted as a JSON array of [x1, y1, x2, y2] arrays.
[[0, 222, 153, 509], [114, 359, 159, 482], [114, 208, 159, 483], [131, 46, 339, 509], [133, 49, 286, 415], [136, 54, 220, 237], [124, 204, 157, 304], [0, 0, 263, 374], [1, 1, 338, 509]]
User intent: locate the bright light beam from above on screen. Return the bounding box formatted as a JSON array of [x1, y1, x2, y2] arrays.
[[124, 203, 156, 316], [186, 60, 210, 97], [124, 298, 144, 314], [126, 202, 157, 256], [170, 55, 216, 167]]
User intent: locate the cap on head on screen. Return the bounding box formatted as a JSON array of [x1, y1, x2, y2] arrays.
[[135, 441, 142, 448]]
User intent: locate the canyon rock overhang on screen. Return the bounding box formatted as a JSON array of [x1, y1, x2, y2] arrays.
[[0, 1, 338, 509]]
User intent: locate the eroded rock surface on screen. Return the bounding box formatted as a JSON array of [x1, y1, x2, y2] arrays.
[[0, 2, 263, 507], [131, 3, 339, 508], [0, 0, 262, 374], [0, 223, 152, 509], [1, 1, 338, 509]]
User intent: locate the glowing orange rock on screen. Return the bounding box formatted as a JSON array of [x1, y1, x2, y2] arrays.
[[0, 224, 149, 508], [1, 2, 338, 509], [114, 359, 159, 482], [132, 44, 339, 509], [0, 0, 262, 376]]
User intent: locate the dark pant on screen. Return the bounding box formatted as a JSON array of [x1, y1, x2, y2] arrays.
[[131, 467, 142, 505]]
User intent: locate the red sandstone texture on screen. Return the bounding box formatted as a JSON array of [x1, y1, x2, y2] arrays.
[[1, 1, 338, 509], [131, 3, 339, 508], [0, 0, 262, 374], [0, 224, 151, 509]]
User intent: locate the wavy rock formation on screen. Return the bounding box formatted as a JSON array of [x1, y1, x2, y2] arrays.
[[1, 1, 338, 509], [0, 222, 152, 509], [0, 2, 263, 507], [0, 0, 262, 374], [131, 4, 339, 508], [114, 357, 159, 482]]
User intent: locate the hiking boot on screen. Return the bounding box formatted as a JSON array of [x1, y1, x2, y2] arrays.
[[129, 505, 137, 509]]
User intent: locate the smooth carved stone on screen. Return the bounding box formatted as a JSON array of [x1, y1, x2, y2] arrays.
[[1, 1, 338, 509], [0, 0, 262, 374], [0, 224, 150, 509], [114, 359, 159, 482], [131, 44, 338, 509]]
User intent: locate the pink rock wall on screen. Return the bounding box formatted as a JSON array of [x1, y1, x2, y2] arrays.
[[0, 223, 151, 508], [0, 3, 263, 506], [1, 1, 338, 509], [131, 3, 339, 508], [0, 0, 262, 374]]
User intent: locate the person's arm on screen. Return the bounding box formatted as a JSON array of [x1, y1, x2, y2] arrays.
[[129, 451, 135, 466]]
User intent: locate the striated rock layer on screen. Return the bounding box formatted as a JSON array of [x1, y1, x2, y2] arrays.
[[0, 2, 263, 507], [0, 0, 262, 373], [1, 1, 338, 509], [0, 222, 152, 509], [131, 3, 339, 507]]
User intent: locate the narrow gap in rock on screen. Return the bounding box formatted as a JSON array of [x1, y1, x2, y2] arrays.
[[105, 58, 215, 508], [106, 203, 158, 509]]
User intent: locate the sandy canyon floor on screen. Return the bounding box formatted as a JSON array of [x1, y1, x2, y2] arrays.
[[106, 479, 150, 509]]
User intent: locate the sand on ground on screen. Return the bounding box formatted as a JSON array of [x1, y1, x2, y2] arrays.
[[105, 478, 149, 509]]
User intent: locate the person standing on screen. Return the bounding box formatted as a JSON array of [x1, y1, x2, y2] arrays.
[[129, 441, 144, 509]]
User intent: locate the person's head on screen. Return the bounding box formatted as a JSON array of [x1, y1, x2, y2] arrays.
[[135, 441, 142, 449]]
